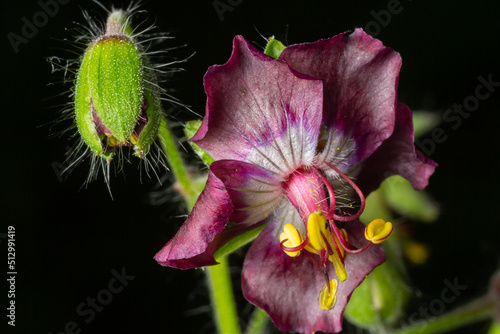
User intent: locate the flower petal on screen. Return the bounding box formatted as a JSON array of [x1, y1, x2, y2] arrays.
[[356, 103, 437, 194], [154, 159, 283, 269], [154, 166, 233, 269], [280, 28, 402, 167], [210, 160, 284, 226], [242, 218, 385, 333], [192, 36, 324, 176]]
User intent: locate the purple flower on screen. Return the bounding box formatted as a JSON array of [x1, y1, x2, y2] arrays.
[[155, 29, 436, 333]]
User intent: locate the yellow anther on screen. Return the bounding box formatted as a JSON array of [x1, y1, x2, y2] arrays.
[[306, 211, 329, 252], [319, 279, 338, 310], [279, 224, 304, 257], [106, 134, 120, 147], [99, 133, 106, 141], [305, 211, 348, 281], [365, 218, 393, 244], [129, 134, 138, 145]]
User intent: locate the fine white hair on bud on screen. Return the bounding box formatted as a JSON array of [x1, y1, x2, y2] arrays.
[[48, 1, 190, 194]]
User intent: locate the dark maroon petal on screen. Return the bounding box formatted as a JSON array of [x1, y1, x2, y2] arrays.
[[154, 166, 234, 269], [210, 160, 284, 226], [242, 219, 385, 333], [192, 36, 324, 176], [356, 103, 437, 194], [154, 160, 284, 269], [281, 28, 402, 167]]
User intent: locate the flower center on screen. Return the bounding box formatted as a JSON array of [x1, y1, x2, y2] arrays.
[[280, 211, 348, 281], [280, 162, 393, 310]]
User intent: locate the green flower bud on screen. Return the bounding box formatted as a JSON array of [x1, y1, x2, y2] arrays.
[[264, 36, 286, 59], [74, 9, 161, 160]]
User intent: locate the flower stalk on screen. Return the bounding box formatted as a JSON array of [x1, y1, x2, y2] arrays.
[[206, 256, 242, 334], [245, 307, 269, 334], [157, 117, 198, 209], [389, 295, 495, 334]]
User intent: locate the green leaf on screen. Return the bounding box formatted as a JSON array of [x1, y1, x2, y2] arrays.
[[264, 37, 286, 59], [184, 120, 215, 166], [380, 175, 439, 223], [412, 111, 441, 139], [488, 322, 500, 334], [360, 188, 393, 225], [344, 260, 412, 328]]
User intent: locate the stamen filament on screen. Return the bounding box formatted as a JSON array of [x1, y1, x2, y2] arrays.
[[279, 223, 306, 257], [319, 249, 329, 266], [329, 219, 373, 254], [328, 249, 347, 281], [320, 231, 334, 257], [322, 161, 365, 222], [323, 265, 331, 292], [330, 230, 346, 265], [279, 237, 309, 253], [310, 166, 336, 219]]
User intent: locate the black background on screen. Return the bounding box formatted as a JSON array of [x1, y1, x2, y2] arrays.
[[2, 0, 500, 333]]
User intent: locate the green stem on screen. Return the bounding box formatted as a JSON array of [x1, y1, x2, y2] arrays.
[[245, 307, 269, 334], [158, 117, 198, 209], [206, 257, 242, 334], [214, 224, 266, 260], [389, 295, 495, 334], [156, 117, 242, 334]]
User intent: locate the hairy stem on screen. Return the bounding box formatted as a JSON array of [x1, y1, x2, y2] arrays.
[[206, 257, 242, 334], [158, 116, 198, 209]]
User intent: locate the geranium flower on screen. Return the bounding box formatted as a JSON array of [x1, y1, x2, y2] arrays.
[[155, 29, 436, 333]]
